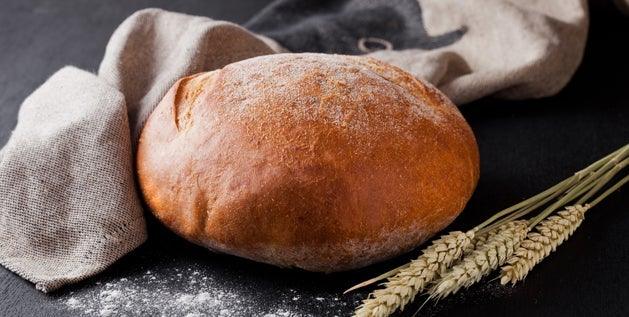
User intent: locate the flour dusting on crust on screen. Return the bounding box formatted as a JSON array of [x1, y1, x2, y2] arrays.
[[216, 53, 448, 138]]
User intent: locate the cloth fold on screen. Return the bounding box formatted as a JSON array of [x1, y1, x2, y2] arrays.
[[247, 0, 589, 104], [98, 8, 277, 141], [0, 2, 590, 292], [0, 67, 146, 292]]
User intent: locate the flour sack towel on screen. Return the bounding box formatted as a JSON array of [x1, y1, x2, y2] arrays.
[[1, 0, 588, 292]]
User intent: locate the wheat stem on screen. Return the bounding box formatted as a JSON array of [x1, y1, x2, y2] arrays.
[[476, 144, 627, 234], [577, 158, 628, 205], [473, 178, 574, 233], [590, 174, 629, 207], [528, 149, 629, 228], [344, 263, 411, 294], [478, 177, 575, 235]]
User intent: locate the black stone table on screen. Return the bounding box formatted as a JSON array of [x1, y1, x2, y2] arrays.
[[1, 1, 628, 316]]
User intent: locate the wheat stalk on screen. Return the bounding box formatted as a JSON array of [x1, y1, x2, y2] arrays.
[[500, 205, 588, 285], [428, 221, 529, 300], [353, 230, 474, 317]]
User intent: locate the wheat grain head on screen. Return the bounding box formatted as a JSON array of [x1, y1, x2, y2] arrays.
[[500, 205, 588, 285], [353, 230, 474, 317], [469, 226, 500, 252], [428, 221, 529, 300]]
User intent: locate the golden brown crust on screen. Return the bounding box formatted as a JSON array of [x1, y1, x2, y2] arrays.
[[136, 53, 479, 271]]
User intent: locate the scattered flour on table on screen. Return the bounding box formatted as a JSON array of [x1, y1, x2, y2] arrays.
[[60, 265, 359, 317]]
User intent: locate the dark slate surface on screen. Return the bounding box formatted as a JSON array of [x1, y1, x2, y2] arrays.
[[1, 1, 628, 316]]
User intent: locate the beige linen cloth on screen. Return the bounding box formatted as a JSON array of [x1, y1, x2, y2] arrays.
[[0, 1, 588, 292]]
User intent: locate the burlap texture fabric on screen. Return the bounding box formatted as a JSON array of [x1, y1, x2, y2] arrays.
[[0, 67, 145, 292], [369, 0, 589, 104]]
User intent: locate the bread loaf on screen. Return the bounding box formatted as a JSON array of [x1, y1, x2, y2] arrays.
[[136, 53, 479, 271]]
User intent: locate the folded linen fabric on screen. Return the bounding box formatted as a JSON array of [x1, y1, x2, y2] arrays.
[[0, 0, 589, 292], [247, 0, 589, 104], [0, 67, 145, 292]]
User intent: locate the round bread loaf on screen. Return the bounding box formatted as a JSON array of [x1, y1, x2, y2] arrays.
[[137, 53, 479, 272]]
